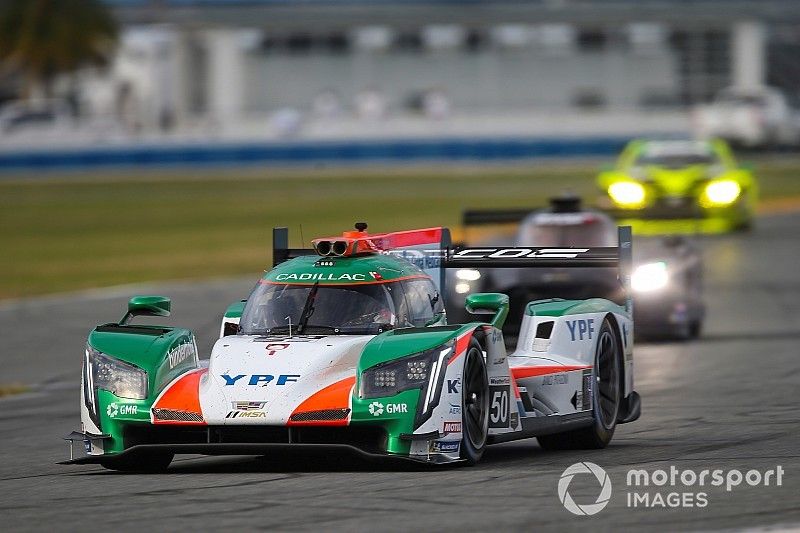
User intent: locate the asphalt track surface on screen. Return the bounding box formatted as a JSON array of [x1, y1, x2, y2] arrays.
[[2, 212, 800, 532]]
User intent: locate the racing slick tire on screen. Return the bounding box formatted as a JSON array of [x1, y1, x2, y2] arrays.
[[460, 339, 489, 465], [537, 318, 622, 450], [100, 451, 174, 473]]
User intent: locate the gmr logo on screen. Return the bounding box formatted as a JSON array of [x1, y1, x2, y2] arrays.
[[367, 401, 408, 417], [558, 462, 612, 516]]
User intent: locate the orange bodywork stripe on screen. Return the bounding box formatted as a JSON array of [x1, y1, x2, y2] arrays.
[[512, 365, 591, 380], [448, 330, 474, 366], [288, 376, 356, 426], [152, 368, 207, 425]]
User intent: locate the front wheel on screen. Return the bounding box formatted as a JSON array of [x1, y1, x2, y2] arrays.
[[460, 340, 489, 465], [538, 318, 621, 450]]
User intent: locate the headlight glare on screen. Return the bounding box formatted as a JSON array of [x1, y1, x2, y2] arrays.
[[702, 179, 741, 207], [608, 181, 646, 208], [88, 347, 148, 400], [455, 269, 481, 281], [631, 262, 669, 292]]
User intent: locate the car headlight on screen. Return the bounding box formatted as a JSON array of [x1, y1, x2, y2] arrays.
[[701, 179, 741, 207], [631, 262, 669, 292], [85, 346, 148, 400], [360, 341, 454, 418], [456, 269, 481, 281], [455, 282, 472, 294], [608, 181, 646, 208]]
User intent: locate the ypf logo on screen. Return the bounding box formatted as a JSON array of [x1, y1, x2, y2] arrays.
[[368, 401, 384, 417], [558, 462, 612, 516]]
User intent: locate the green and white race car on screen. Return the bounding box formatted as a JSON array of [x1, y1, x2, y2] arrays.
[[597, 139, 758, 234], [63, 224, 640, 470]]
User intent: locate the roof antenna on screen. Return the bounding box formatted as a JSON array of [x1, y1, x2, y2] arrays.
[[355, 222, 368, 233], [299, 224, 305, 248]]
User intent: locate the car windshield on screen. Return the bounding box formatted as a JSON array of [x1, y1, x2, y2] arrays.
[[635, 149, 718, 169], [239, 278, 444, 335], [520, 214, 617, 247]]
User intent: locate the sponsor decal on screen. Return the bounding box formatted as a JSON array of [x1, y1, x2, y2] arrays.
[[489, 376, 510, 386], [315, 259, 336, 267], [387, 249, 442, 270], [446, 378, 461, 394], [232, 401, 266, 411], [275, 272, 367, 282], [226, 401, 267, 418], [106, 402, 137, 418], [488, 385, 510, 428], [430, 440, 460, 453], [367, 401, 408, 417], [225, 411, 266, 419], [265, 343, 290, 356], [542, 373, 568, 386], [448, 403, 461, 415], [167, 342, 195, 370], [452, 248, 590, 260], [492, 356, 506, 365], [221, 374, 300, 386], [566, 318, 595, 341], [369, 271, 383, 280], [259, 335, 325, 342], [510, 412, 519, 429], [442, 421, 462, 435]]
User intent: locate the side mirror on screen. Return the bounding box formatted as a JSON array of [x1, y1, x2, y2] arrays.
[[465, 293, 509, 328], [121, 295, 171, 325]]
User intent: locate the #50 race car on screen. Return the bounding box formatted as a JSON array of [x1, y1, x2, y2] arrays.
[[62, 223, 640, 471]]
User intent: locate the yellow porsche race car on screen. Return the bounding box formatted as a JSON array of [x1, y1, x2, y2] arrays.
[[596, 139, 758, 234]]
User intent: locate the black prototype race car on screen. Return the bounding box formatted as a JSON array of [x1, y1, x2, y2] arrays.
[[446, 197, 705, 340]]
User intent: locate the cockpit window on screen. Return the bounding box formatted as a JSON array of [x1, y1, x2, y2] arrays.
[[239, 277, 442, 335], [634, 142, 718, 168]]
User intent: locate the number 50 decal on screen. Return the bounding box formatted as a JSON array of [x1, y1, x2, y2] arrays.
[[488, 385, 510, 428]]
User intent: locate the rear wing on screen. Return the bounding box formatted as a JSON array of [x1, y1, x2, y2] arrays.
[[272, 225, 632, 309]]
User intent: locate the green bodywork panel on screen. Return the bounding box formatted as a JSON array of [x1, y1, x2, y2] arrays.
[[263, 254, 425, 284], [353, 323, 481, 454], [224, 300, 246, 319], [526, 298, 627, 317], [351, 389, 421, 455], [358, 323, 478, 371], [96, 389, 152, 453], [87, 325, 197, 399], [465, 292, 509, 328]]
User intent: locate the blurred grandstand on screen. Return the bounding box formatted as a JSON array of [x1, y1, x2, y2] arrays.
[[2, 0, 800, 165]]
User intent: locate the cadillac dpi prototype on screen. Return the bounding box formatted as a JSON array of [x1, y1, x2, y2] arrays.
[[63, 224, 640, 471]]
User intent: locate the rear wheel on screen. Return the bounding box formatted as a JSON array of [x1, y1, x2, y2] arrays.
[[460, 340, 489, 465], [537, 318, 621, 450], [100, 451, 174, 473]]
